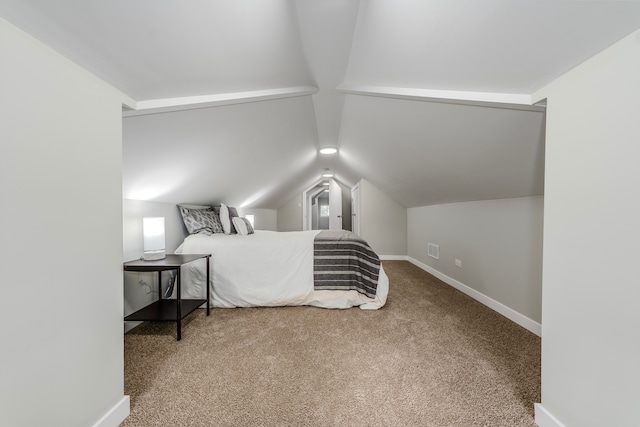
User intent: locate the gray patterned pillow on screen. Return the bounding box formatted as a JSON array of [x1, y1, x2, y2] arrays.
[[179, 206, 224, 235]]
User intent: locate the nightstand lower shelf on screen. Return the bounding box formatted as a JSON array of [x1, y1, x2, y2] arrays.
[[124, 299, 206, 322]]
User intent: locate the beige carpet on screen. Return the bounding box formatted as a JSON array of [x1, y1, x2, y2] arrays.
[[122, 261, 540, 427]]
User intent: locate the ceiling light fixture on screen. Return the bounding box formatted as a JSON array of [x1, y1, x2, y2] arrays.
[[322, 172, 333, 178], [319, 147, 338, 155], [322, 182, 330, 186]]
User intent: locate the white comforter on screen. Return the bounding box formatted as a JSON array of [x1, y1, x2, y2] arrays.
[[174, 230, 388, 310]]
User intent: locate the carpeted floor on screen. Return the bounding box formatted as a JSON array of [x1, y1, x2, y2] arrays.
[[122, 261, 540, 427]]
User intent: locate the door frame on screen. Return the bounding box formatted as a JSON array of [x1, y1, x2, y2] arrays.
[[302, 178, 343, 231]]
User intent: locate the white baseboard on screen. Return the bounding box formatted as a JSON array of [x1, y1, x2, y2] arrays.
[[407, 257, 541, 337], [379, 255, 409, 260], [92, 396, 130, 427], [535, 403, 566, 427]]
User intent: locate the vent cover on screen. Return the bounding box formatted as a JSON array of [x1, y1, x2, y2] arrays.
[[427, 243, 440, 260]]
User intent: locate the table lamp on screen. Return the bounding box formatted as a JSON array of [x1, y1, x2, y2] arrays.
[[142, 217, 166, 260]]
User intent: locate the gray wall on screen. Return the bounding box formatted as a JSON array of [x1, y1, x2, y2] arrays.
[[312, 200, 319, 229], [408, 196, 543, 324], [533, 29, 640, 427], [340, 181, 352, 231], [1, 18, 128, 427], [237, 208, 277, 231], [317, 197, 329, 229], [358, 179, 407, 256], [277, 193, 303, 231], [123, 199, 188, 262]]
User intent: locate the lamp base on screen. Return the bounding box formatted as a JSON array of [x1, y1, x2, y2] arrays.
[[143, 250, 166, 261]]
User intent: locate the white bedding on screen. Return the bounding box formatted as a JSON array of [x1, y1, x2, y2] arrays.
[[174, 230, 388, 310]]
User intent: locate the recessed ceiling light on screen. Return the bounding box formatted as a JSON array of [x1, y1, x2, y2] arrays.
[[322, 173, 333, 178], [322, 182, 330, 186], [319, 147, 338, 155], [324, 189, 330, 192]]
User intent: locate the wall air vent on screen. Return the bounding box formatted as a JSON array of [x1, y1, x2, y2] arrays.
[[427, 243, 440, 260]]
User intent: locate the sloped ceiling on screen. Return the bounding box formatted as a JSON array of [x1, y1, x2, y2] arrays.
[[3, 1, 640, 209]]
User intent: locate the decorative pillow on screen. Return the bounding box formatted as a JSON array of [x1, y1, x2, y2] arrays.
[[232, 217, 254, 235], [177, 203, 212, 210], [179, 206, 224, 235], [219, 204, 241, 235], [220, 203, 233, 234], [219, 204, 230, 234], [228, 207, 239, 233]]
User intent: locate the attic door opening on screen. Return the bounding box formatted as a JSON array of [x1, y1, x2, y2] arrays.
[[303, 179, 348, 231], [312, 192, 330, 230]]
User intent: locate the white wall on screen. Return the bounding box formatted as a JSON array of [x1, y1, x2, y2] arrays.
[[358, 179, 407, 256], [316, 197, 330, 229], [278, 194, 304, 231], [408, 196, 543, 325], [0, 18, 128, 427], [533, 30, 640, 427], [238, 208, 277, 231], [123, 199, 188, 262]]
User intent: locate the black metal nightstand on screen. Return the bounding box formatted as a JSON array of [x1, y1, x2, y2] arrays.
[[124, 254, 210, 340]]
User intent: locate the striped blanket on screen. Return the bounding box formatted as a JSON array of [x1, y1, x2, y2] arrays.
[[313, 230, 380, 298]]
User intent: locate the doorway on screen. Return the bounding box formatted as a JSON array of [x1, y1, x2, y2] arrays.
[[302, 178, 348, 231]]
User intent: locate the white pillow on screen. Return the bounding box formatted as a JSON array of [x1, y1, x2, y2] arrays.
[[232, 217, 254, 235], [220, 203, 231, 234]]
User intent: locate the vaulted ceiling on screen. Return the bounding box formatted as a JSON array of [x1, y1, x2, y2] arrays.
[[3, 0, 640, 209]]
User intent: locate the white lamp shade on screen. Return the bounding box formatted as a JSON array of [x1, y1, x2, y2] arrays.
[[143, 217, 165, 260]]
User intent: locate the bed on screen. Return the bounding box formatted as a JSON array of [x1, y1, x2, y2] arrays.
[[174, 229, 389, 310]]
